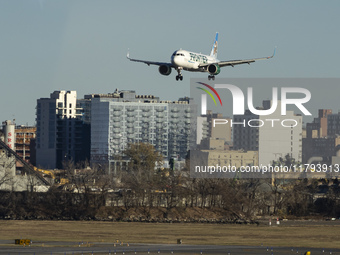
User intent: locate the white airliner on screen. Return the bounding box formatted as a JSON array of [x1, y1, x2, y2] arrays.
[[127, 32, 276, 81]]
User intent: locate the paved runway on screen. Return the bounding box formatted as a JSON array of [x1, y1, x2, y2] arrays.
[[0, 241, 339, 255]]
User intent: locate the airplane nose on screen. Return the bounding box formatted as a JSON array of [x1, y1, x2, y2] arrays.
[[172, 56, 179, 67]]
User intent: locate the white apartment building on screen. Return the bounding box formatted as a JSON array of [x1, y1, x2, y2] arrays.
[[258, 101, 302, 165]]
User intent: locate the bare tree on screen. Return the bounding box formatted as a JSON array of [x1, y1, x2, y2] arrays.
[[122, 142, 163, 208], [0, 168, 14, 189]]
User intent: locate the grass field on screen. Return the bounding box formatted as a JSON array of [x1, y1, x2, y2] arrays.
[[0, 221, 340, 249]]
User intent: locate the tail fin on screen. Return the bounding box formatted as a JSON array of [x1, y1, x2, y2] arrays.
[[210, 32, 218, 59]]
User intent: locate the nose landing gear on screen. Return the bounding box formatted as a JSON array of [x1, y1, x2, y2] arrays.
[[175, 68, 183, 81]]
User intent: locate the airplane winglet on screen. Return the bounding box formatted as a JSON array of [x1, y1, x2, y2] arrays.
[[266, 47, 276, 59], [272, 47, 277, 58], [127, 49, 130, 59]]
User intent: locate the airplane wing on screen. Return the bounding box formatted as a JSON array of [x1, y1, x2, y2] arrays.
[[200, 47, 276, 68], [127, 52, 174, 67]]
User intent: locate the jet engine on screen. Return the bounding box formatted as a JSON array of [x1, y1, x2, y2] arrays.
[[158, 65, 172, 76], [207, 64, 221, 75]]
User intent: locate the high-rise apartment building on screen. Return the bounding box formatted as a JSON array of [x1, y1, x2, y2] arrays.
[[258, 101, 302, 165], [15, 126, 36, 165], [36, 89, 196, 170], [197, 111, 232, 150], [232, 100, 302, 165], [306, 109, 332, 138], [36, 91, 90, 169], [303, 109, 340, 164], [233, 110, 259, 151], [89, 90, 196, 168], [327, 112, 340, 137]]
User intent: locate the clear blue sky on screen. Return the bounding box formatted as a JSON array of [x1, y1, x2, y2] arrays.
[[1, 0, 339, 125]]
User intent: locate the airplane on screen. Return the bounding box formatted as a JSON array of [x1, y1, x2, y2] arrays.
[[127, 32, 276, 81]]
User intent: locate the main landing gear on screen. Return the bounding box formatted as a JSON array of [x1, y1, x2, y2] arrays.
[[176, 75, 183, 81], [175, 68, 183, 81], [208, 75, 215, 80]]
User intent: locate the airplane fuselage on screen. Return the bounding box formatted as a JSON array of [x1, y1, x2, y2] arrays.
[[171, 50, 218, 72]]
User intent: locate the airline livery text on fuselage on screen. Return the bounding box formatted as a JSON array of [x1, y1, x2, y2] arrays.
[[189, 52, 208, 64]]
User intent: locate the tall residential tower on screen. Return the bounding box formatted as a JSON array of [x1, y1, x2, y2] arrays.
[[36, 91, 90, 169]]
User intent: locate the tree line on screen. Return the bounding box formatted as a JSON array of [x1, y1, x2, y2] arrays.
[[0, 143, 339, 221]]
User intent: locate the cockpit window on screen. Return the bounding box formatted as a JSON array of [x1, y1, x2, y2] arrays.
[[172, 52, 184, 57]]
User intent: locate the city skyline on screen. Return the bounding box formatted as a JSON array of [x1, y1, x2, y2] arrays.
[[1, 1, 340, 125]]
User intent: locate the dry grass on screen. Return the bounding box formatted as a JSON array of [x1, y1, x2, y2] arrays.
[[0, 221, 340, 248]]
